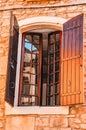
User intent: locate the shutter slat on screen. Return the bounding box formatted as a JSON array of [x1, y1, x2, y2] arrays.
[[61, 14, 83, 105], [6, 12, 19, 105]]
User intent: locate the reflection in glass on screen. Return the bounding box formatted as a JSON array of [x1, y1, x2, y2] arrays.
[[49, 75, 53, 84], [49, 45, 54, 54], [21, 34, 39, 106], [49, 64, 53, 73], [55, 53, 60, 60], [49, 34, 55, 44], [55, 84, 59, 93], [47, 32, 60, 106], [48, 85, 53, 95], [25, 35, 32, 43], [56, 33, 60, 42], [33, 35, 39, 44], [55, 62, 59, 71], [55, 95, 59, 105], [56, 41, 60, 50], [49, 54, 54, 63], [55, 72, 59, 82]]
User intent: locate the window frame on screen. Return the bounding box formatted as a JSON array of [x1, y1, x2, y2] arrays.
[[18, 32, 43, 106], [5, 14, 83, 107]]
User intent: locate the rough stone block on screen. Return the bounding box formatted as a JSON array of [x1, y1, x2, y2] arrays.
[[36, 117, 49, 127], [69, 118, 81, 129], [6, 116, 35, 130], [50, 117, 68, 128], [0, 121, 3, 128], [80, 124, 86, 129], [80, 114, 86, 123], [0, 56, 8, 75], [0, 108, 3, 117]]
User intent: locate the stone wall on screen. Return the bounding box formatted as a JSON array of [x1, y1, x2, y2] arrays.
[[5, 105, 86, 130], [0, 0, 86, 130]]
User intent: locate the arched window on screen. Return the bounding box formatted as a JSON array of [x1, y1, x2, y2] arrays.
[[6, 12, 83, 106]]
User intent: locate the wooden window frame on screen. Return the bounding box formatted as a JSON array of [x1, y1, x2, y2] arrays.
[[47, 31, 62, 106], [18, 32, 42, 106]]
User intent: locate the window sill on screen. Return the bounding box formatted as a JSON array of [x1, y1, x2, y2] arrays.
[[5, 102, 69, 115]]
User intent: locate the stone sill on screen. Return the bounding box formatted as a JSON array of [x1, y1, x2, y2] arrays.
[[5, 102, 69, 115]]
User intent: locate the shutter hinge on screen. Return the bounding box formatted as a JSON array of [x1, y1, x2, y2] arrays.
[[64, 24, 81, 31]]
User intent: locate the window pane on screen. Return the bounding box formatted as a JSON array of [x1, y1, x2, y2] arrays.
[[49, 34, 55, 44], [49, 74, 53, 84], [49, 45, 54, 53], [55, 52, 60, 60], [48, 85, 53, 95], [55, 84, 59, 93], [55, 95, 59, 105], [55, 62, 59, 71], [33, 35, 40, 44], [49, 64, 53, 73], [25, 35, 32, 43], [56, 41, 60, 50], [56, 33, 60, 42], [47, 32, 61, 106], [55, 72, 59, 82], [20, 34, 40, 106]]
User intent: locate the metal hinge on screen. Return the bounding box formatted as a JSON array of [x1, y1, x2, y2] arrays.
[[64, 24, 81, 31]]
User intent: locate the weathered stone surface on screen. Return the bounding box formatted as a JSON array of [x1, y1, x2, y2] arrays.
[[0, 56, 8, 75], [50, 117, 68, 128], [0, 121, 4, 128], [80, 114, 86, 123], [36, 117, 49, 127], [80, 124, 86, 129], [60, 128, 71, 130], [0, 109, 3, 117], [6, 116, 35, 130], [69, 118, 81, 129]]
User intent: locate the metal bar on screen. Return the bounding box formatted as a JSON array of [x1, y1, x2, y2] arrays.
[[64, 25, 81, 31], [61, 91, 81, 96], [63, 55, 81, 61]]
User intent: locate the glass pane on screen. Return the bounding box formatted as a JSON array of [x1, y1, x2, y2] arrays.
[[22, 84, 30, 96], [55, 62, 59, 71], [55, 52, 60, 60], [49, 34, 55, 44], [55, 95, 59, 105], [56, 41, 60, 50], [55, 84, 59, 93], [49, 45, 54, 54], [48, 96, 53, 105], [49, 54, 54, 63], [49, 64, 53, 73], [56, 33, 60, 42], [20, 34, 40, 106], [55, 72, 59, 82], [32, 45, 37, 51], [25, 35, 32, 43], [25, 41, 32, 51], [48, 85, 53, 95], [33, 35, 40, 44], [29, 96, 38, 106], [49, 74, 53, 84]]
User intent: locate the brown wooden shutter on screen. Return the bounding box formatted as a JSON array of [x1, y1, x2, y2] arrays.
[[60, 14, 83, 105], [6, 12, 19, 105]]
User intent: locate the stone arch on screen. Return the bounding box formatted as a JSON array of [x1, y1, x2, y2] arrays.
[[18, 16, 67, 32]]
